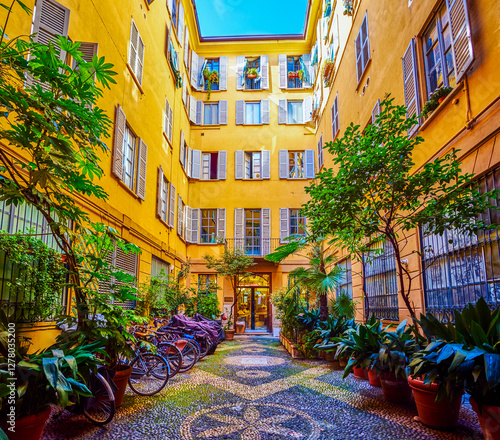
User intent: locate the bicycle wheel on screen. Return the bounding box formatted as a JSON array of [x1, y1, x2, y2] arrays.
[[83, 372, 116, 426], [196, 336, 210, 359], [177, 339, 199, 373], [128, 353, 169, 396], [158, 342, 182, 378]]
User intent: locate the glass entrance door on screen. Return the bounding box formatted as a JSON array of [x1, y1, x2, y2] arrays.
[[236, 274, 270, 331]]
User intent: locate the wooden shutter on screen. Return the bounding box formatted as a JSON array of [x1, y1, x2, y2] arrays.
[[318, 134, 323, 170], [179, 130, 185, 166], [190, 50, 199, 88], [235, 151, 244, 180], [182, 74, 187, 105], [177, 2, 184, 43], [261, 100, 270, 125], [278, 99, 287, 124], [372, 99, 381, 125], [189, 95, 197, 124], [279, 150, 288, 179], [191, 149, 201, 179], [236, 56, 245, 90], [136, 33, 145, 85], [260, 55, 269, 89], [235, 100, 244, 125], [219, 100, 228, 125], [302, 53, 312, 87], [446, 0, 474, 83], [196, 100, 203, 125], [217, 151, 227, 180], [184, 27, 189, 67], [136, 139, 148, 200], [219, 56, 228, 90], [262, 150, 270, 179], [177, 195, 183, 236], [191, 208, 199, 243], [166, 0, 173, 15], [187, 147, 193, 178], [261, 208, 271, 256], [112, 105, 126, 179], [165, 97, 173, 142], [157, 166, 164, 219], [280, 208, 289, 243], [331, 93, 339, 138], [279, 54, 287, 88], [305, 149, 315, 179], [303, 96, 313, 123], [75, 42, 97, 65], [168, 184, 176, 228], [402, 39, 420, 137], [355, 14, 369, 83], [216, 208, 226, 240], [234, 208, 244, 250]]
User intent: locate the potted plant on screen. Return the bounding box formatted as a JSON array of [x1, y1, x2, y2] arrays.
[[421, 86, 453, 118], [296, 69, 305, 81], [315, 315, 355, 369], [288, 71, 298, 79], [246, 67, 259, 80], [322, 59, 335, 87], [410, 298, 500, 435], [203, 68, 219, 100]]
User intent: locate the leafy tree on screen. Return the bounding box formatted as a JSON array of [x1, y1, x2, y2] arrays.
[[203, 248, 254, 330], [303, 97, 499, 321], [0, 1, 118, 325]]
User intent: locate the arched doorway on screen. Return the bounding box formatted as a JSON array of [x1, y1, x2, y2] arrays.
[[236, 274, 271, 332]]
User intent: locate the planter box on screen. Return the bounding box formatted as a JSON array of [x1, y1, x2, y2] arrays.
[[279, 333, 304, 359]]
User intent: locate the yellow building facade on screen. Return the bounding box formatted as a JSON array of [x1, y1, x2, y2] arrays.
[[1, 0, 499, 344]]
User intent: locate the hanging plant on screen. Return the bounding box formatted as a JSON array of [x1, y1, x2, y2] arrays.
[[422, 86, 453, 118], [246, 67, 259, 79], [343, 0, 353, 15], [203, 69, 219, 100], [322, 59, 335, 87], [288, 71, 298, 79]]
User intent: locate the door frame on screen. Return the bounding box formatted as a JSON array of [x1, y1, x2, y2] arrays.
[[236, 273, 272, 333]]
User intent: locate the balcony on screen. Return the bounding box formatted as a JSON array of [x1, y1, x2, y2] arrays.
[[225, 238, 281, 258]]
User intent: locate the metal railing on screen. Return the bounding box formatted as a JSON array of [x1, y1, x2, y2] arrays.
[[225, 238, 281, 258]]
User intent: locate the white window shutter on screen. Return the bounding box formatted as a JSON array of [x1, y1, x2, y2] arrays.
[[177, 195, 183, 236], [279, 150, 288, 179], [302, 53, 312, 87], [167, 101, 173, 142], [235, 100, 244, 125], [261, 100, 270, 125], [280, 208, 290, 243], [196, 100, 203, 125], [191, 149, 201, 179], [197, 58, 206, 90], [189, 95, 197, 124], [157, 166, 164, 219], [168, 184, 176, 228], [372, 99, 381, 125], [219, 100, 228, 125], [129, 20, 139, 75], [136, 139, 148, 200], [261, 208, 271, 256], [112, 105, 126, 179], [136, 34, 145, 85], [187, 147, 193, 178], [184, 27, 189, 67], [166, 0, 173, 15], [182, 74, 187, 105], [234, 208, 244, 251], [75, 42, 97, 65], [303, 96, 313, 123], [446, 0, 474, 83], [190, 50, 199, 88], [235, 151, 244, 180], [236, 56, 245, 90], [219, 56, 228, 90], [216, 208, 226, 240], [305, 149, 315, 179], [279, 54, 287, 89], [402, 39, 420, 137], [262, 150, 270, 179], [191, 208, 199, 243], [260, 55, 269, 89], [331, 93, 339, 139], [217, 151, 227, 180], [177, 2, 184, 44], [179, 130, 185, 166], [278, 99, 287, 124]]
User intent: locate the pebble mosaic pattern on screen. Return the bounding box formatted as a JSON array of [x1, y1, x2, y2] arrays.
[[41, 336, 484, 440]]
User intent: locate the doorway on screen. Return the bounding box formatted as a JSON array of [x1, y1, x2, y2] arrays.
[[236, 274, 270, 332]]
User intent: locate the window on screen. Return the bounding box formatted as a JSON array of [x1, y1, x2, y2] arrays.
[[331, 93, 339, 139], [235, 150, 269, 180], [287, 56, 303, 88], [171, 0, 178, 29], [287, 101, 303, 124], [122, 126, 137, 190], [245, 152, 261, 179], [201, 153, 218, 180], [336, 259, 353, 299], [203, 102, 219, 125], [355, 13, 370, 83], [318, 134, 324, 170], [288, 151, 305, 179], [164, 97, 173, 143], [364, 240, 399, 321], [128, 20, 145, 85], [245, 209, 261, 256], [198, 274, 217, 294], [151, 256, 170, 278], [245, 102, 261, 124], [157, 167, 170, 224], [245, 57, 260, 90], [180, 131, 188, 170], [200, 209, 217, 243], [204, 58, 219, 92], [177, 196, 185, 238], [289, 209, 306, 236], [422, 2, 456, 98]]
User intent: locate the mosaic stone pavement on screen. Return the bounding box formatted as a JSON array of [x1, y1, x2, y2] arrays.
[[41, 336, 484, 440]]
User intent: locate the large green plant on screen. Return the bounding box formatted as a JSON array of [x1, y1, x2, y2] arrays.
[[303, 96, 499, 321], [315, 315, 355, 350], [270, 287, 304, 341]]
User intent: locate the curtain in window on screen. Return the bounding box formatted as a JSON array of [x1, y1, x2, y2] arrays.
[[288, 101, 303, 124]]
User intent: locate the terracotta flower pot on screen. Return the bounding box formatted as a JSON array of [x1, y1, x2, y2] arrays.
[[330, 360, 343, 371], [380, 372, 412, 403], [339, 357, 348, 368], [408, 376, 463, 430], [111, 364, 132, 408], [225, 329, 235, 341], [246, 73, 257, 79], [353, 366, 368, 380], [438, 96, 445, 104], [6, 406, 51, 440], [368, 369, 381, 387], [470, 397, 500, 440]]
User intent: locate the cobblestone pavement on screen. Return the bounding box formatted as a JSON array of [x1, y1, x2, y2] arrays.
[[42, 336, 483, 440]]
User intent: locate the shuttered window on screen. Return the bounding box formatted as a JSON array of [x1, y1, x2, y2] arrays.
[[203, 103, 219, 125], [157, 166, 170, 225], [177, 195, 185, 238], [336, 259, 353, 299], [331, 93, 339, 139], [128, 19, 145, 85], [355, 13, 370, 83], [164, 97, 173, 143], [204, 58, 220, 92], [318, 134, 324, 170], [151, 256, 170, 278], [289, 209, 307, 236], [200, 209, 217, 243], [402, 39, 421, 137]]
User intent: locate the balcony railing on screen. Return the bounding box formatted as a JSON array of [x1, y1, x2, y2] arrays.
[[225, 238, 281, 258]]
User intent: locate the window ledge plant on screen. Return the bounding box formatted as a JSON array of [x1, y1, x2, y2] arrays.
[[203, 69, 219, 100], [246, 67, 259, 80], [421, 86, 453, 118]]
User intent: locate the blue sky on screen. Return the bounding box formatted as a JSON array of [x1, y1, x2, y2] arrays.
[[194, 0, 309, 37]]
